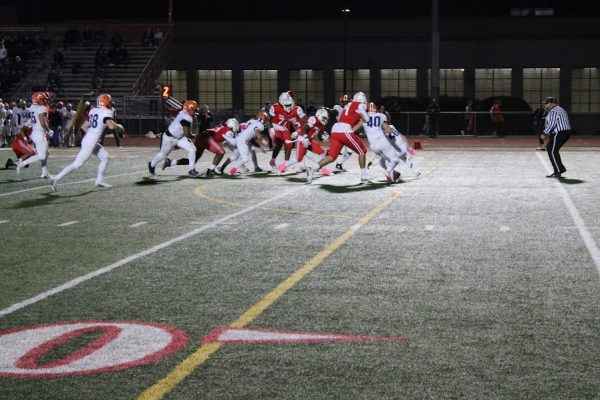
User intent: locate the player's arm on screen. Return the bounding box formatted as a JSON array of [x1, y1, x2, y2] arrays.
[[382, 120, 392, 134], [38, 111, 50, 132], [181, 119, 192, 139]]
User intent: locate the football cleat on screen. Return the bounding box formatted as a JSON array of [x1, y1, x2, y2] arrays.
[[269, 159, 276, 169], [278, 162, 287, 173], [229, 167, 238, 176], [254, 167, 263, 172], [335, 163, 343, 170], [206, 168, 217, 176], [95, 181, 112, 188], [393, 171, 402, 183], [188, 169, 199, 176], [5, 158, 14, 169], [148, 161, 156, 176], [50, 178, 57, 192], [41, 171, 53, 179], [360, 173, 375, 182], [306, 166, 314, 183], [321, 167, 331, 176], [162, 158, 172, 170]]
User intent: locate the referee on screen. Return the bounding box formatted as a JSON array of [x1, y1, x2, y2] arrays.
[[542, 97, 571, 178]]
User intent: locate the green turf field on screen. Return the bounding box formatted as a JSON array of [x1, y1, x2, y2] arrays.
[[0, 145, 599, 399]]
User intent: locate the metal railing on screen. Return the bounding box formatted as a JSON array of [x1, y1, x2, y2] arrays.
[[132, 25, 174, 95]]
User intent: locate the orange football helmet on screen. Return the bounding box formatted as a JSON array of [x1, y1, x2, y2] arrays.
[[182, 100, 199, 116], [97, 93, 112, 108], [339, 94, 350, 104], [256, 110, 270, 122], [31, 92, 48, 105], [367, 102, 377, 113]]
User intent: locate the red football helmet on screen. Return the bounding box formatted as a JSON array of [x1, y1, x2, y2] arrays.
[[339, 94, 350, 104]]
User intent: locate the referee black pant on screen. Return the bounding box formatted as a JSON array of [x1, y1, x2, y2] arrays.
[[546, 130, 571, 174]]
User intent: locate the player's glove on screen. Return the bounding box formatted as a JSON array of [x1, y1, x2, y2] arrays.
[[291, 131, 298, 140]]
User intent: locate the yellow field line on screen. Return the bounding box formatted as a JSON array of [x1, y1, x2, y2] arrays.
[[138, 156, 452, 400]]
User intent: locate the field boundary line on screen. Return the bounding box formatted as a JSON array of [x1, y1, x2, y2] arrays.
[[0, 186, 307, 318], [138, 156, 452, 400], [0, 170, 146, 197], [536, 152, 600, 274]]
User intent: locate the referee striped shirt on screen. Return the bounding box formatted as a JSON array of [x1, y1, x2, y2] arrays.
[[543, 105, 571, 135]]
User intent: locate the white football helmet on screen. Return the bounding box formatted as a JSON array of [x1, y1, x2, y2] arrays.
[[315, 108, 329, 124], [225, 118, 240, 133], [353, 91, 367, 104], [278, 92, 294, 112]]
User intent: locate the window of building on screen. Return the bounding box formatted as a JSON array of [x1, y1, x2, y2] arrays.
[[243, 70, 278, 113], [197, 70, 232, 112], [289, 70, 324, 109], [571, 68, 600, 113], [381, 69, 417, 98], [523, 68, 560, 109], [158, 70, 187, 99], [334, 69, 370, 100], [475, 68, 512, 99], [428, 69, 464, 97]]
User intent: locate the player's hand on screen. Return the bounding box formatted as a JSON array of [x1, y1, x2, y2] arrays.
[[291, 131, 298, 140]]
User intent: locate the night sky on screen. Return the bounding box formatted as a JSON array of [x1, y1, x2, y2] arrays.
[[6, 0, 598, 24]]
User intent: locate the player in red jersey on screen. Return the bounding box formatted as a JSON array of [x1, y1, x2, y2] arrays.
[[5, 126, 36, 169], [268, 91, 306, 172], [279, 108, 330, 174], [306, 91, 372, 183]]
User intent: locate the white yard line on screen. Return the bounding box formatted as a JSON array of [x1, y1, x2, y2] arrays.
[[0, 220, 8, 224], [57, 221, 79, 227], [0, 185, 307, 318], [0, 170, 146, 197], [129, 221, 148, 228], [536, 152, 600, 274]]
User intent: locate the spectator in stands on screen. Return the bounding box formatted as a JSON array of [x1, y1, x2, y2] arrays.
[[0, 42, 7, 65], [143, 28, 153, 47], [47, 68, 61, 92], [110, 33, 123, 49], [91, 74, 103, 94], [82, 26, 92, 45], [93, 28, 105, 44], [463, 99, 475, 135], [153, 28, 163, 46], [14, 55, 24, 75], [52, 49, 64, 68], [63, 28, 81, 50]]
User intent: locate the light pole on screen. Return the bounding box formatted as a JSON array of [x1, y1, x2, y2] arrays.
[[342, 8, 350, 95]]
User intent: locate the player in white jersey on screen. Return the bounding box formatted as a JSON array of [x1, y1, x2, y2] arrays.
[[51, 94, 124, 191], [148, 100, 199, 176], [227, 111, 270, 175], [363, 103, 403, 183], [16, 92, 52, 178]]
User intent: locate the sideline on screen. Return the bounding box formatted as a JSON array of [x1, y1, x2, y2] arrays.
[[138, 156, 452, 400], [536, 152, 600, 274]]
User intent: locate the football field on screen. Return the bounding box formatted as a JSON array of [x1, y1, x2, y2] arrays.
[[0, 143, 599, 399]]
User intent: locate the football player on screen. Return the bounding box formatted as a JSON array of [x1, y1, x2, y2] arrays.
[[51, 94, 124, 191], [268, 91, 306, 172], [148, 99, 199, 176], [228, 111, 270, 175], [16, 92, 52, 179]]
